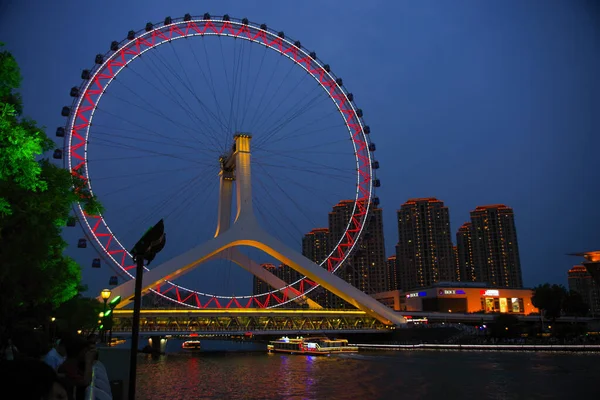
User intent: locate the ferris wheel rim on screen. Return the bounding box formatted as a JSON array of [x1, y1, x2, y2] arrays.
[[63, 15, 375, 307]]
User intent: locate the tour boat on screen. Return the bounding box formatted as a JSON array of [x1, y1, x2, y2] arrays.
[[267, 336, 358, 355], [181, 340, 202, 351]]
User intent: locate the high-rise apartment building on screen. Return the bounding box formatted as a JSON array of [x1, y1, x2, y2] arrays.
[[396, 197, 456, 291], [302, 228, 331, 265], [387, 255, 399, 291], [456, 222, 476, 282], [252, 263, 302, 296], [329, 200, 387, 296], [568, 265, 600, 317], [302, 228, 335, 307], [452, 245, 461, 282], [252, 263, 276, 296], [470, 205, 523, 288]]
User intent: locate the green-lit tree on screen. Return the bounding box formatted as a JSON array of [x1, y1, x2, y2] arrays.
[[0, 43, 102, 338]]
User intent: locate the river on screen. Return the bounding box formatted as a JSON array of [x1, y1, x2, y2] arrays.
[[135, 349, 600, 399]]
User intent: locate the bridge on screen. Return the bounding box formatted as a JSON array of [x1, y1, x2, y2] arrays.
[[110, 309, 393, 336]]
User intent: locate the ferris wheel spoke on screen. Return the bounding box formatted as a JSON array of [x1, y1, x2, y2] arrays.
[[253, 122, 346, 153], [140, 54, 224, 151], [254, 165, 348, 208], [96, 96, 210, 149], [238, 45, 267, 131], [165, 42, 231, 147], [261, 112, 344, 147], [164, 174, 218, 223], [216, 37, 236, 138], [253, 161, 357, 185], [90, 166, 193, 181], [255, 163, 319, 230], [253, 152, 356, 175], [256, 150, 356, 175], [253, 76, 320, 145], [254, 175, 305, 241], [244, 54, 282, 131], [90, 122, 203, 152], [187, 38, 229, 138], [117, 170, 215, 237], [232, 39, 250, 134], [107, 76, 216, 147], [90, 130, 208, 153], [88, 137, 216, 165], [255, 138, 349, 157], [121, 60, 221, 147], [228, 36, 242, 133], [255, 90, 330, 149], [249, 61, 297, 135], [254, 195, 300, 247], [94, 106, 218, 153]]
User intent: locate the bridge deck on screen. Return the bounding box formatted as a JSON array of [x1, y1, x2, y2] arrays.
[[110, 308, 392, 334]]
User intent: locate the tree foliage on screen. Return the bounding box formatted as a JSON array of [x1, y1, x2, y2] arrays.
[[531, 283, 589, 321], [531, 283, 566, 321], [54, 294, 104, 335], [562, 290, 589, 317], [0, 43, 102, 337]]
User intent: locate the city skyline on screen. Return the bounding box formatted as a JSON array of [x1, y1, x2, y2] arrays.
[[251, 196, 527, 298]]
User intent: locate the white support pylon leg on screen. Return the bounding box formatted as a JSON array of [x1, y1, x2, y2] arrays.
[[109, 133, 404, 325], [214, 165, 234, 238], [213, 147, 321, 308]]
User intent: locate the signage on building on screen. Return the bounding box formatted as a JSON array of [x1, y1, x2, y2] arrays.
[[406, 291, 427, 298], [480, 289, 500, 297], [438, 289, 466, 296]]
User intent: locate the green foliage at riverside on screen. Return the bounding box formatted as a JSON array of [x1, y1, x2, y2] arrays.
[[53, 293, 104, 334], [531, 283, 590, 321], [0, 43, 102, 336]]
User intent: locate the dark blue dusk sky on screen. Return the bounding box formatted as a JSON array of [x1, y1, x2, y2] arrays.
[[1, 0, 598, 298]]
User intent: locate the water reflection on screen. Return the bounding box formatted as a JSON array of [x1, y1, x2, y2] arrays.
[[135, 351, 600, 400]]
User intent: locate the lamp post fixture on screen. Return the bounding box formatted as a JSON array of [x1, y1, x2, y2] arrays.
[[101, 289, 111, 343]]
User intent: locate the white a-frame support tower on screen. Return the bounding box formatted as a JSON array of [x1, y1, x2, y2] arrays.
[[110, 134, 405, 326]]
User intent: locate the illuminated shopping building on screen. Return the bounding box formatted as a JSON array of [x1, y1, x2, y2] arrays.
[[396, 198, 456, 291], [373, 283, 537, 314], [469, 205, 523, 288], [568, 265, 600, 317]]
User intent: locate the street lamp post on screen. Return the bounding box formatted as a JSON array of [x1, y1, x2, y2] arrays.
[[101, 289, 112, 343], [107, 295, 121, 345], [128, 219, 166, 400], [50, 317, 56, 342]]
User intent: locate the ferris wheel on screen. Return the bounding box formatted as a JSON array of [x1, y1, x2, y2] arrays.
[[57, 14, 379, 309]]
